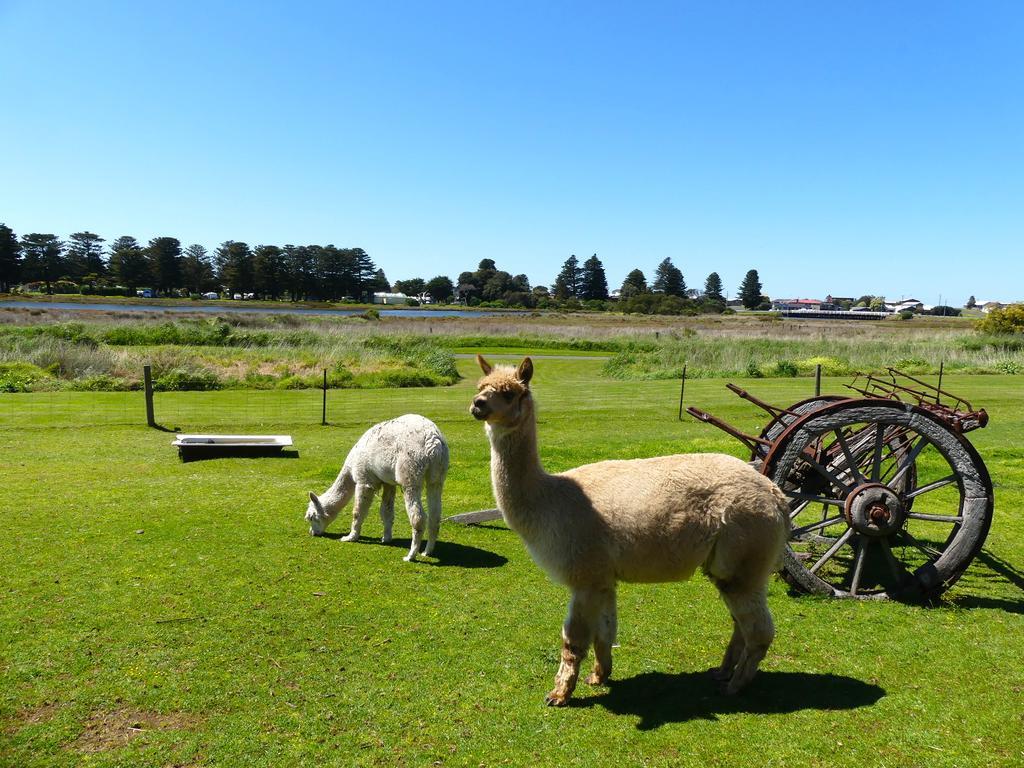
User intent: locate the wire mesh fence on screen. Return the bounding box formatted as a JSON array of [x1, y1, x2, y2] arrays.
[[0, 390, 145, 430]]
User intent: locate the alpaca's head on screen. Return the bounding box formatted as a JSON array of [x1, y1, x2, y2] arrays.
[[306, 491, 327, 536], [471, 355, 533, 427]]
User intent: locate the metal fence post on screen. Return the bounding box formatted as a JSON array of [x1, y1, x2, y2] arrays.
[[322, 369, 328, 426], [143, 365, 156, 427]]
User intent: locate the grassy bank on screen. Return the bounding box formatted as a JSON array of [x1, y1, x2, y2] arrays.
[[0, 319, 459, 392], [3, 307, 1021, 394], [1, 359, 1022, 767]]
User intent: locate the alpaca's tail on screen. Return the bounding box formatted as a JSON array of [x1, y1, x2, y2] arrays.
[[768, 482, 792, 568], [423, 431, 450, 486]]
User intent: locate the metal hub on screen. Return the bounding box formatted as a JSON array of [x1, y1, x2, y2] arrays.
[[844, 482, 904, 537]]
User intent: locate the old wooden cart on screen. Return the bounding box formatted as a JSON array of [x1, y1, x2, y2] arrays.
[[687, 369, 993, 602]]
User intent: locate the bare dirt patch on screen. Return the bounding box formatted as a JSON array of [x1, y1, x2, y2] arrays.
[[69, 708, 200, 753], [3, 700, 62, 734]]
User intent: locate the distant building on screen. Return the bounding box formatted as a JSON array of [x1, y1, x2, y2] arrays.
[[885, 299, 923, 313], [980, 301, 1008, 313], [825, 295, 855, 305], [771, 298, 823, 312], [372, 292, 408, 305]]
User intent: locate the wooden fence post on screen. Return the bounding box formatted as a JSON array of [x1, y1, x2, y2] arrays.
[[143, 365, 156, 427], [814, 363, 822, 397], [677, 364, 687, 420]]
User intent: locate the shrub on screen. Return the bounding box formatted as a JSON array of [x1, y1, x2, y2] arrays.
[[0, 362, 51, 392], [774, 359, 799, 377], [995, 359, 1022, 374], [894, 357, 930, 373], [745, 360, 764, 378], [977, 304, 1024, 335], [152, 369, 222, 391], [797, 356, 852, 376], [65, 374, 136, 392]]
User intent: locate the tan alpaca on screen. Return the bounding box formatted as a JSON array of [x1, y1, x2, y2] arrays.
[[470, 355, 789, 706]]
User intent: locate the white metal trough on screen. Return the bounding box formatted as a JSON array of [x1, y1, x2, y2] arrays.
[[172, 434, 293, 461]]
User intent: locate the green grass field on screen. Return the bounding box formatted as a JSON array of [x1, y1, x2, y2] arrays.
[[2, 358, 1023, 767]]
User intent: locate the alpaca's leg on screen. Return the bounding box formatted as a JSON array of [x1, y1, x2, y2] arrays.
[[402, 484, 425, 562], [342, 484, 376, 542], [586, 588, 617, 686], [712, 617, 744, 682], [422, 481, 443, 557], [546, 589, 604, 706], [719, 586, 774, 695], [379, 485, 396, 543]]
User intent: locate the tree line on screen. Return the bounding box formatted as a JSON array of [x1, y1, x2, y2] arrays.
[[0, 224, 389, 301], [0, 222, 767, 313]]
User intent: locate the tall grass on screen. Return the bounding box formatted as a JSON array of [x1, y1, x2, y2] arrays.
[[603, 334, 1024, 379], [0, 319, 460, 392]]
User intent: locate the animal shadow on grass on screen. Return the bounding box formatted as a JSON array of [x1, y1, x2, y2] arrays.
[[573, 670, 885, 730], [317, 534, 507, 569]]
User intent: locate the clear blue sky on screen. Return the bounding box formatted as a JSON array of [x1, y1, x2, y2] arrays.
[[2, 1, 1021, 303]]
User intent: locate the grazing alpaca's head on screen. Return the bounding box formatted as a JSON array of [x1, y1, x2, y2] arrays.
[[305, 492, 328, 536], [305, 481, 354, 536], [470, 355, 533, 429]]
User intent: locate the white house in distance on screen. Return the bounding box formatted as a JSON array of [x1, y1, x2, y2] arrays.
[[885, 298, 925, 313], [372, 292, 408, 305], [977, 300, 1014, 313], [771, 298, 823, 311]]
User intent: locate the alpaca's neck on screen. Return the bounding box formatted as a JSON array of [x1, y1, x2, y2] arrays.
[[320, 469, 355, 515], [486, 400, 548, 528]]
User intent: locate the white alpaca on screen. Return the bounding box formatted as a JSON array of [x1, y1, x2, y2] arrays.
[[306, 414, 450, 562], [471, 356, 790, 705]]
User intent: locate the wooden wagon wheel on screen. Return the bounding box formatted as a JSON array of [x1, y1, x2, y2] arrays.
[[752, 395, 849, 462], [762, 399, 993, 602]]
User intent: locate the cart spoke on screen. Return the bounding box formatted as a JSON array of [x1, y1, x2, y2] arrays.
[[809, 528, 854, 574], [888, 436, 929, 488], [898, 530, 944, 560], [904, 474, 957, 499], [870, 423, 885, 481], [906, 512, 964, 524], [788, 499, 812, 520], [833, 429, 865, 484], [792, 515, 846, 539], [803, 453, 854, 493], [786, 491, 847, 507], [849, 537, 869, 596]]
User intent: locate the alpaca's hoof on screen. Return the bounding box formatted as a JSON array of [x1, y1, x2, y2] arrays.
[[381, 535, 392, 544], [585, 673, 607, 686], [341, 533, 358, 542], [544, 691, 570, 707], [710, 666, 732, 682], [403, 554, 416, 562]]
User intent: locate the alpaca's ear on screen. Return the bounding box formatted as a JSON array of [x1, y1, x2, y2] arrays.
[[516, 357, 533, 385], [308, 491, 323, 513], [476, 354, 493, 375]]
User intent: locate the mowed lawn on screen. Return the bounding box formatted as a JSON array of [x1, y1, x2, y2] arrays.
[[2, 358, 1022, 767]]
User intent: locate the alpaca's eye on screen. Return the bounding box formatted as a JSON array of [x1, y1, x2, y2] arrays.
[[502, 391, 515, 402]]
